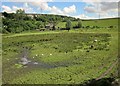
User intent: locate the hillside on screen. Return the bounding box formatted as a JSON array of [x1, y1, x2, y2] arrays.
[[56, 18, 119, 29], [1, 11, 119, 34], [1, 11, 79, 33]]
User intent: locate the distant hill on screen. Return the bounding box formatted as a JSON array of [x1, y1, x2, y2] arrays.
[[1, 12, 119, 27]]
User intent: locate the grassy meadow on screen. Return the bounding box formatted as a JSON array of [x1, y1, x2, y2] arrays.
[[57, 18, 118, 28], [2, 18, 119, 84]]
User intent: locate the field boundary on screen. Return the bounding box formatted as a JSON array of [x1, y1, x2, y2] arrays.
[[3, 31, 117, 38]]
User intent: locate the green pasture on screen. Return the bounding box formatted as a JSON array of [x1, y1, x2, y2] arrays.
[[2, 28, 118, 84], [56, 18, 118, 28]]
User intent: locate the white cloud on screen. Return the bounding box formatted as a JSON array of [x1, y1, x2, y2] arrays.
[[32, 0, 118, 18], [50, 5, 76, 15], [84, 6, 96, 13], [40, 2, 51, 11], [12, 6, 23, 11], [74, 1, 119, 20], [23, 3, 33, 13], [100, 2, 118, 12], [2, 5, 13, 13], [50, 6, 63, 14], [73, 13, 117, 19], [23, 2, 29, 8], [30, 1, 76, 15], [2, 1, 76, 16], [73, 14, 97, 19], [83, 1, 119, 18], [2, 2, 34, 13], [63, 5, 76, 14], [29, 0, 52, 11]]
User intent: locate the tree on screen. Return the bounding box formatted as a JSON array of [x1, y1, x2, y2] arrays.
[[16, 9, 25, 20], [2, 12, 15, 19], [66, 20, 72, 31], [24, 16, 32, 21], [78, 20, 82, 28], [16, 9, 25, 14], [15, 27, 23, 33], [35, 21, 42, 29], [25, 21, 36, 30], [49, 15, 59, 30], [2, 12, 9, 18]]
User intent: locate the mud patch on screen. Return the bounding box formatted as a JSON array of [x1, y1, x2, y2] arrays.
[[17, 47, 72, 69]]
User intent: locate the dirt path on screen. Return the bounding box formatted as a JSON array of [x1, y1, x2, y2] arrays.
[[96, 60, 118, 80]]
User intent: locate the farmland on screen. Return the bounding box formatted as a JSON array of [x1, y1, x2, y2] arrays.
[[2, 19, 118, 85]]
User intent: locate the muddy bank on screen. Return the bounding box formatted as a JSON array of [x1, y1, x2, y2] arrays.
[[18, 47, 72, 69]]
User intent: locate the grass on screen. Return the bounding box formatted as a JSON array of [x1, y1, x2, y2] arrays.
[[2, 18, 119, 84], [56, 18, 118, 28], [2, 28, 118, 84]]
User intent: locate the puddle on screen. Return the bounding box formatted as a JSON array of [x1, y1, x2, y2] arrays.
[[19, 47, 31, 65], [18, 47, 74, 69]]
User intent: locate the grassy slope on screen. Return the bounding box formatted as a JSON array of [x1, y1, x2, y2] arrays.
[[2, 31, 118, 84], [56, 18, 119, 28], [2, 18, 118, 84]]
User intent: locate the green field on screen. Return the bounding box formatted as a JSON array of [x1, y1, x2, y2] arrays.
[[57, 18, 118, 29], [2, 32, 118, 84], [2, 18, 119, 84]]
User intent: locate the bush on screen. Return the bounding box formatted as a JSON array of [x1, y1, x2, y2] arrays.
[[86, 26, 90, 29], [15, 27, 23, 33], [2, 28, 9, 34], [78, 20, 82, 28], [109, 26, 114, 28], [66, 20, 72, 31]]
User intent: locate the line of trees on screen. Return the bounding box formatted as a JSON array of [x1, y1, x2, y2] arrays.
[[66, 20, 82, 31], [2, 9, 82, 33], [2, 9, 36, 33]]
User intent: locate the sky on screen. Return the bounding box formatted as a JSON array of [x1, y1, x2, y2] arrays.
[[1, 0, 119, 19]]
